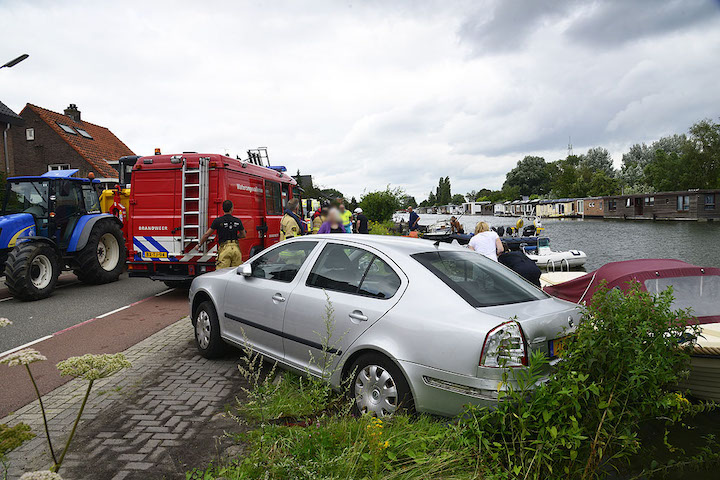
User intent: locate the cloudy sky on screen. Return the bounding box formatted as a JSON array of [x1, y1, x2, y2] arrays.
[[1, 0, 719, 200]]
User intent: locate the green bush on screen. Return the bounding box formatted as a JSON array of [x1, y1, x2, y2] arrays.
[[368, 220, 397, 236], [359, 187, 402, 222]]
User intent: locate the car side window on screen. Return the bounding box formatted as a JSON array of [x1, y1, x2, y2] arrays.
[[250, 241, 317, 282], [307, 243, 401, 299]]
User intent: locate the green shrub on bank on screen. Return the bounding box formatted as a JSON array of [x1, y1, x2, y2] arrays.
[[189, 282, 719, 480], [368, 220, 397, 236]]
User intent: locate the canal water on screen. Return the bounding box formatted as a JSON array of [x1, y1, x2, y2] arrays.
[[398, 212, 720, 479], [396, 213, 720, 270]]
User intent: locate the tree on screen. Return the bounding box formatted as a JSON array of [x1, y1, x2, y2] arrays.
[[684, 119, 720, 188], [427, 190, 436, 206], [620, 143, 653, 190], [580, 147, 615, 178], [400, 195, 417, 209], [503, 156, 552, 196], [434, 177, 452, 205], [465, 190, 478, 202], [359, 187, 402, 222], [451, 194, 466, 205]]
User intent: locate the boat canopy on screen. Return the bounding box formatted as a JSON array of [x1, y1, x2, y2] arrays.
[[544, 259, 720, 325]]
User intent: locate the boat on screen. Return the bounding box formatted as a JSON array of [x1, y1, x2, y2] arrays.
[[522, 237, 587, 269], [542, 259, 720, 402]]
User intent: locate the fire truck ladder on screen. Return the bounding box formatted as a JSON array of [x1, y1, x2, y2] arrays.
[[181, 157, 210, 254]]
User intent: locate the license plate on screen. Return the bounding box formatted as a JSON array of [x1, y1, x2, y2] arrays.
[[143, 251, 167, 258], [549, 335, 571, 358]]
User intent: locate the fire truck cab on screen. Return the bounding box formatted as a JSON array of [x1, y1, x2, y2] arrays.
[[126, 152, 297, 285]]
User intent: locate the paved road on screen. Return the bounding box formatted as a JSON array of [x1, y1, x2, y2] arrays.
[[0, 273, 173, 353], [0, 287, 190, 417]]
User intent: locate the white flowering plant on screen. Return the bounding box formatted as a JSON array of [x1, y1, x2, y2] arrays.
[[56, 353, 131, 381], [0, 318, 11, 328], [0, 349, 47, 367], [19, 471, 63, 480]]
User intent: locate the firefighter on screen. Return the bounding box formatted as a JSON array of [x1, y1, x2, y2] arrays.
[[198, 200, 246, 269], [280, 198, 306, 241]]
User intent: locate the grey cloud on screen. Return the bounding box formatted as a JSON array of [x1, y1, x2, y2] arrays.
[[459, 0, 719, 54]]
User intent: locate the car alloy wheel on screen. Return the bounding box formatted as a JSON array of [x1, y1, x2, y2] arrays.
[[354, 364, 398, 417], [196, 310, 211, 350]]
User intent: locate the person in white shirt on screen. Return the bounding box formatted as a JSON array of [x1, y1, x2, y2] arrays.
[[468, 221, 504, 261]]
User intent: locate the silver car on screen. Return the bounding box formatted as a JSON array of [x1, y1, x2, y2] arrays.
[[189, 235, 580, 417]]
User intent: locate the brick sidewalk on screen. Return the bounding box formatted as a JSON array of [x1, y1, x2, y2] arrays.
[[1, 318, 247, 480]]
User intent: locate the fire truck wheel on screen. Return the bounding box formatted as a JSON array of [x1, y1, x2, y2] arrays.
[[193, 301, 227, 358], [4, 242, 60, 301], [74, 220, 127, 284]]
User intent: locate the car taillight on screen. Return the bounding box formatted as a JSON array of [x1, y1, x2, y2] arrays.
[[479, 321, 527, 368]]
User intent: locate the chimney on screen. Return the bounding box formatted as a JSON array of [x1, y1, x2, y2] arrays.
[[64, 104, 81, 122]]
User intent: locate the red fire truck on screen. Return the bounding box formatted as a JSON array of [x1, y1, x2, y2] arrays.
[[126, 150, 297, 286]]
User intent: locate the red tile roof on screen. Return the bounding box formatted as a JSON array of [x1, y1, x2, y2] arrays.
[[22, 104, 134, 178]]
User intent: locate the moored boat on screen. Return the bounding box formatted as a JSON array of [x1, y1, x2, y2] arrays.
[[542, 259, 720, 402]]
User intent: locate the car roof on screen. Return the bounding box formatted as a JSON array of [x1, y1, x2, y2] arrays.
[[290, 234, 466, 257]]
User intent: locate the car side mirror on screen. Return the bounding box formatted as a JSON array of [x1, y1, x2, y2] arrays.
[[238, 263, 252, 276]]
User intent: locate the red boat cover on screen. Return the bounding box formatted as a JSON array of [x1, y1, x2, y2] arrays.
[[544, 259, 720, 324]]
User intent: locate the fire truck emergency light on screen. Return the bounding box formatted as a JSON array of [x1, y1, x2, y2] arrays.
[[154, 148, 161, 155]]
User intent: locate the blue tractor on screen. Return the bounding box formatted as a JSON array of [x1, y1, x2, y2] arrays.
[[0, 169, 126, 301]]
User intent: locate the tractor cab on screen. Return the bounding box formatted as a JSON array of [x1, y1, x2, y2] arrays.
[[1, 170, 101, 250], [1, 169, 125, 301]]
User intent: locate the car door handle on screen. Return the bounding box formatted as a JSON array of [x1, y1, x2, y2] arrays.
[[349, 311, 368, 322], [272, 293, 286, 302]]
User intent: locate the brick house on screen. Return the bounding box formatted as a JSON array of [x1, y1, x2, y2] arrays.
[[1, 100, 24, 176], [7, 103, 134, 179]]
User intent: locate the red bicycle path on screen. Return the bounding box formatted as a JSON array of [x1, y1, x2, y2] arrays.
[[0, 289, 189, 418]]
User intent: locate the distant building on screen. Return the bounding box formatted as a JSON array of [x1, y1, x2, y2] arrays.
[[0, 100, 24, 175], [603, 190, 720, 221], [7, 103, 133, 178], [576, 197, 605, 218], [463, 201, 493, 215]]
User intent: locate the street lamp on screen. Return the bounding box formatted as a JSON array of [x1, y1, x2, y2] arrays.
[[1, 54, 29, 69]]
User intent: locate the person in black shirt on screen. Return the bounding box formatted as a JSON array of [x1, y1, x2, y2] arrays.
[[198, 200, 246, 269], [498, 243, 542, 287], [354, 208, 369, 234]]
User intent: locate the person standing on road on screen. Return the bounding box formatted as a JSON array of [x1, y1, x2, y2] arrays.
[[198, 200, 246, 269], [355, 208, 369, 234], [468, 221, 503, 262], [318, 208, 347, 233], [313, 206, 329, 234], [408, 206, 420, 232], [339, 203, 353, 234], [280, 198, 306, 241]]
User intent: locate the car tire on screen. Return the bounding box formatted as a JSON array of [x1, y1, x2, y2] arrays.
[[4, 242, 60, 301], [349, 353, 414, 417], [193, 301, 226, 358], [74, 220, 126, 284]]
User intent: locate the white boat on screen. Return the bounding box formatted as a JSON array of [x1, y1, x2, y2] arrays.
[[524, 237, 587, 269]]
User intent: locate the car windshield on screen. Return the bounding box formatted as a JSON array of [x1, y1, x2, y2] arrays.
[[2, 180, 49, 217], [412, 250, 548, 308]]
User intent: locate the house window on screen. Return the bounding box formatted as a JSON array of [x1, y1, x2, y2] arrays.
[[76, 128, 93, 139], [26, 128, 35, 141], [48, 164, 71, 171], [56, 123, 77, 135], [677, 195, 690, 211], [644, 197, 654, 206], [608, 200, 617, 211], [625, 198, 633, 208], [705, 194, 716, 210]]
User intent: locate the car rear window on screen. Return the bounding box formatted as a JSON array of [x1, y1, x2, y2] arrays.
[[412, 250, 548, 307]]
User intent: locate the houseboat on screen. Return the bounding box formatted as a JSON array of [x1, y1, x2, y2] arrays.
[[603, 190, 719, 221]]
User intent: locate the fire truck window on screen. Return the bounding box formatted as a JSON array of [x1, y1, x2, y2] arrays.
[[265, 181, 283, 215], [281, 184, 290, 210]]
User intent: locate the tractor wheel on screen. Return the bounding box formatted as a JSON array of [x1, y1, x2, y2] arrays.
[[74, 220, 126, 284], [4, 242, 60, 301]]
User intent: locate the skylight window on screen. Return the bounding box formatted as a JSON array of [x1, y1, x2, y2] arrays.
[[57, 123, 77, 135], [76, 128, 93, 139]]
